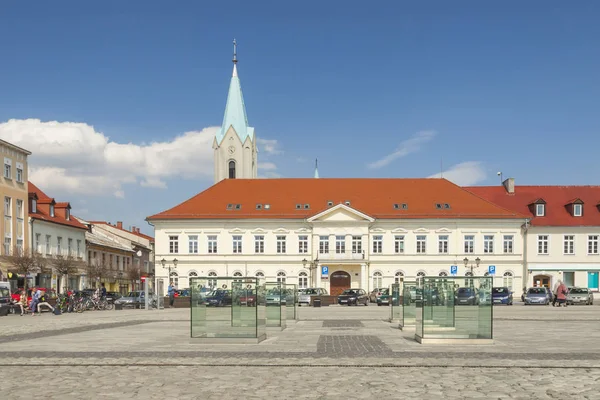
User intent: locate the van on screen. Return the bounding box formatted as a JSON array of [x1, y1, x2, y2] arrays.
[[0, 282, 12, 316]]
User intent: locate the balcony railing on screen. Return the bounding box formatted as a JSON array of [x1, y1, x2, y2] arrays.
[[318, 250, 365, 260]]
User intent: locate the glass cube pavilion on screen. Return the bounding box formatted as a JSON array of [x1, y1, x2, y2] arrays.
[[265, 281, 286, 329], [399, 281, 418, 329]]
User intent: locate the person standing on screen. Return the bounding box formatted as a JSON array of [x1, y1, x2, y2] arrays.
[[168, 282, 175, 308], [552, 280, 561, 306], [29, 287, 39, 317], [100, 283, 107, 299], [555, 280, 569, 307]]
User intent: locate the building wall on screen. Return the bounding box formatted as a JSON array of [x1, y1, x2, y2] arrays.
[[152, 215, 526, 295], [93, 223, 154, 275], [86, 244, 134, 292], [0, 143, 29, 257], [213, 127, 257, 183]]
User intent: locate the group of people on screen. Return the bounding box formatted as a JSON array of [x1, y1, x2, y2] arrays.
[[10, 286, 56, 316], [552, 280, 569, 307]]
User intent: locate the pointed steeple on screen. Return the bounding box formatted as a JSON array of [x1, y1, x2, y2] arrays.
[[215, 39, 254, 145], [314, 158, 319, 179]]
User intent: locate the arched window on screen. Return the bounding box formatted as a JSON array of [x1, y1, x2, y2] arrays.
[[189, 271, 198, 277], [372, 271, 383, 289], [233, 271, 243, 283], [439, 271, 448, 277], [277, 271, 286, 284], [465, 271, 474, 277], [394, 271, 404, 284], [228, 160, 236, 179], [503, 271, 514, 290], [298, 271, 308, 289], [208, 271, 217, 288], [255, 271, 264, 277], [170, 271, 179, 288], [416, 271, 426, 285]]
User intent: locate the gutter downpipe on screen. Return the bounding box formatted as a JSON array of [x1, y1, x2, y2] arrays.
[[145, 218, 161, 297], [522, 219, 530, 292]]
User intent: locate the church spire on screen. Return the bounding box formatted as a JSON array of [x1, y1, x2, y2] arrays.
[[215, 39, 254, 145], [314, 158, 319, 179]]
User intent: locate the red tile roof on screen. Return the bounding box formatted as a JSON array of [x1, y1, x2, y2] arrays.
[[147, 178, 526, 221], [88, 221, 155, 242], [466, 185, 600, 227], [28, 182, 88, 230]]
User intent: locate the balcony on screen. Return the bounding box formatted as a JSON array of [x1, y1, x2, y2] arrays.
[[318, 250, 365, 261]]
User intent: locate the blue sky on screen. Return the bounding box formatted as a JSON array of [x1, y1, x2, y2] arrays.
[[1, 1, 599, 235]]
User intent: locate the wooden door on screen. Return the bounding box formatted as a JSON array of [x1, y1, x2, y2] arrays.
[[533, 275, 550, 288], [330, 271, 351, 296]]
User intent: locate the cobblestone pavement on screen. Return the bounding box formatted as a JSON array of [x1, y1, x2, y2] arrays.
[[2, 305, 600, 398]]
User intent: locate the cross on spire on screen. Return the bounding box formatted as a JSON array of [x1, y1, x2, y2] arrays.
[[233, 39, 238, 64]]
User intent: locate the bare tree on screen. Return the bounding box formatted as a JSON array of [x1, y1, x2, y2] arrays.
[[53, 254, 79, 294], [128, 264, 142, 290], [6, 247, 40, 295], [86, 258, 107, 288]]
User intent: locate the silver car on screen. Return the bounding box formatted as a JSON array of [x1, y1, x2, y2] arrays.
[[298, 288, 327, 306], [566, 287, 594, 305]]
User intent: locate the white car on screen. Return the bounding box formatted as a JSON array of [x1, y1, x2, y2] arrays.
[[298, 288, 328, 306]]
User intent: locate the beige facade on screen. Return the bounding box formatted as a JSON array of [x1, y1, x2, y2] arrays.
[[0, 139, 31, 264], [213, 126, 257, 183]]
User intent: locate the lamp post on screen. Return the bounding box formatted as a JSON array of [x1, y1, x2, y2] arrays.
[[463, 257, 481, 275], [302, 257, 319, 287], [161, 258, 178, 284]]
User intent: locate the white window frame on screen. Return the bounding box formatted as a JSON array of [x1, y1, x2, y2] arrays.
[[68, 238, 73, 256], [298, 235, 308, 254], [254, 235, 264, 254], [31, 198, 37, 213], [352, 236, 362, 254], [438, 235, 449, 254], [4, 196, 11, 216], [208, 271, 217, 288], [319, 235, 329, 254], [394, 235, 405, 254], [45, 235, 51, 255], [588, 235, 599, 255], [276, 271, 286, 284], [537, 235, 549, 255], [416, 235, 426, 254], [563, 235, 575, 255], [50, 204, 55, 217], [3, 237, 10, 255], [276, 235, 287, 254], [77, 239, 82, 258], [335, 235, 345, 254], [35, 233, 41, 254], [372, 235, 383, 254], [16, 167, 22, 183], [57, 236, 62, 255], [484, 235, 494, 254], [207, 235, 217, 254], [503, 271, 514, 290], [298, 271, 308, 289], [464, 235, 474, 253], [3, 159, 11, 179], [169, 235, 179, 254], [503, 235, 514, 254], [372, 271, 383, 288], [574, 204, 582, 217], [232, 235, 242, 254], [535, 203, 545, 217], [394, 271, 404, 284], [188, 235, 198, 254]]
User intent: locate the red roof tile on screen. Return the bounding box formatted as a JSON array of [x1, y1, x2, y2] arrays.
[[466, 185, 600, 227], [147, 178, 526, 221], [89, 221, 155, 242], [28, 182, 87, 230]]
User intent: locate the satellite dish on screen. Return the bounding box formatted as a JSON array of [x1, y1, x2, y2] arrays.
[[136, 250, 142, 257]]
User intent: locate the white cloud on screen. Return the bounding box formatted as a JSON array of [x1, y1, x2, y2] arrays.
[[0, 119, 216, 197], [257, 138, 283, 155], [367, 130, 436, 169], [428, 161, 487, 186], [258, 162, 277, 171]]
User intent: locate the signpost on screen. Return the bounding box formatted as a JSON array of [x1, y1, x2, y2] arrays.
[[488, 265, 496, 275], [321, 266, 329, 280], [450, 265, 458, 276]]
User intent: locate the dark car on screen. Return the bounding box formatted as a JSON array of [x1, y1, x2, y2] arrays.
[[455, 287, 479, 305], [492, 287, 513, 305], [337, 288, 368, 306], [238, 289, 256, 306], [105, 291, 121, 304], [204, 289, 232, 306]]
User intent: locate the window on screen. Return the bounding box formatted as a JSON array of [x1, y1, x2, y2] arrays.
[[319, 235, 329, 254], [574, 204, 582, 217], [16, 166, 23, 183], [503, 235, 514, 254], [208, 271, 217, 288], [188, 235, 198, 254], [50, 204, 55, 217], [189, 271, 198, 277], [372, 235, 383, 254], [464, 235, 474, 253], [3, 237, 10, 255], [45, 235, 51, 254], [298, 271, 308, 289], [564, 235, 575, 255], [503, 271, 514, 290], [16, 199, 23, 218], [57, 237, 62, 255], [372, 271, 382, 288], [439, 271, 448, 277], [352, 236, 362, 254], [276, 235, 287, 254], [77, 240, 82, 258], [65, 208, 70, 220], [233, 235, 242, 253], [588, 235, 599, 255], [538, 235, 549, 254], [254, 235, 264, 253], [4, 196, 11, 216], [484, 235, 494, 254], [31, 198, 36, 213], [335, 235, 345, 253], [536, 204, 545, 217], [228, 160, 236, 179], [276, 271, 286, 284], [68, 238, 73, 256], [4, 159, 11, 179], [170, 271, 179, 288], [255, 271, 264, 278], [298, 235, 308, 254], [438, 235, 449, 254], [169, 235, 179, 254], [394, 235, 405, 254], [416, 271, 425, 284], [233, 271, 243, 281], [416, 235, 426, 254], [35, 233, 41, 253], [394, 271, 404, 284], [208, 235, 217, 254], [16, 238, 23, 253]]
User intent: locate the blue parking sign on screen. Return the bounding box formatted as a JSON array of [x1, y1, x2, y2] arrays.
[[488, 265, 496, 275], [450, 265, 458, 275], [321, 266, 329, 275]]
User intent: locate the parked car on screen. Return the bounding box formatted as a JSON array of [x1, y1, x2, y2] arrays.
[[238, 289, 256, 306], [204, 289, 232, 307], [266, 288, 285, 306], [0, 282, 11, 316], [337, 288, 368, 306], [566, 287, 594, 305], [524, 287, 550, 305], [376, 288, 400, 306], [105, 291, 122, 304], [298, 288, 328, 306], [369, 288, 386, 303], [492, 287, 513, 305], [455, 287, 479, 305], [114, 291, 149, 308]]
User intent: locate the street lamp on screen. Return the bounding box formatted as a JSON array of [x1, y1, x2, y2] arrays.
[[161, 258, 178, 283], [302, 257, 319, 286], [463, 257, 481, 275]]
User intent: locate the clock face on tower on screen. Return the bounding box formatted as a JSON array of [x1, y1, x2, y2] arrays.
[[228, 146, 235, 155]]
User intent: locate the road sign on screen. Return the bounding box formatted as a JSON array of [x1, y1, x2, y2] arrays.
[[450, 265, 458, 275], [488, 265, 496, 275], [321, 266, 329, 275]]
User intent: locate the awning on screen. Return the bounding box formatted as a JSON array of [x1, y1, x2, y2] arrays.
[[529, 263, 600, 271]]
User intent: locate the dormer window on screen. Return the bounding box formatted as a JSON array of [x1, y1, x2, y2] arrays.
[[65, 208, 70, 220], [574, 204, 582, 217], [393, 204, 399, 209], [256, 204, 262, 210], [304, 204, 310, 209], [327, 201, 333, 207], [435, 203, 442, 209], [31, 199, 37, 213], [50, 204, 55, 217], [402, 203, 408, 210], [344, 201, 351, 206], [536, 204, 545, 217], [295, 204, 301, 209]]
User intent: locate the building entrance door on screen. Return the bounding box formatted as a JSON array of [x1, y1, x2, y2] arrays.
[[588, 272, 599, 291], [330, 271, 351, 297], [533, 274, 551, 288]]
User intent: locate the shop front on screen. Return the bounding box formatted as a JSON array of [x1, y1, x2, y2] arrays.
[[528, 263, 600, 291]]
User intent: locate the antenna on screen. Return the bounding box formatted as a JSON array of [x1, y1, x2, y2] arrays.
[[497, 171, 503, 183]]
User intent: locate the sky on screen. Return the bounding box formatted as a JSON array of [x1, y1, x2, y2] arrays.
[[1, 1, 599, 236]]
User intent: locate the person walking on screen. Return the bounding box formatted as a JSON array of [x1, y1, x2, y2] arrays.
[[555, 280, 569, 307], [168, 282, 176, 308], [552, 280, 561, 307]]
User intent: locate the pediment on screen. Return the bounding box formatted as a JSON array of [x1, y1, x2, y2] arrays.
[[294, 228, 312, 233], [370, 228, 386, 233], [228, 228, 246, 234], [273, 227, 290, 234], [251, 228, 267, 234], [435, 228, 452, 233], [414, 228, 430, 233], [307, 203, 374, 223], [391, 227, 408, 233]]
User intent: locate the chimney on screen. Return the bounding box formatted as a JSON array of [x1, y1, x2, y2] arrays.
[[116, 221, 123, 229], [131, 226, 136, 233], [502, 178, 515, 194], [136, 228, 141, 234]]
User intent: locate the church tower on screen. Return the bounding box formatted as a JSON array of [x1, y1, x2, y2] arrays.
[[213, 40, 258, 184]]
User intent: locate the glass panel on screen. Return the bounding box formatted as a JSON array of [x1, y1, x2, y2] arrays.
[[284, 283, 297, 321], [190, 277, 264, 338], [265, 281, 285, 328], [414, 279, 423, 337], [402, 281, 417, 327], [390, 283, 401, 321], [415, 276, 493, 341]]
